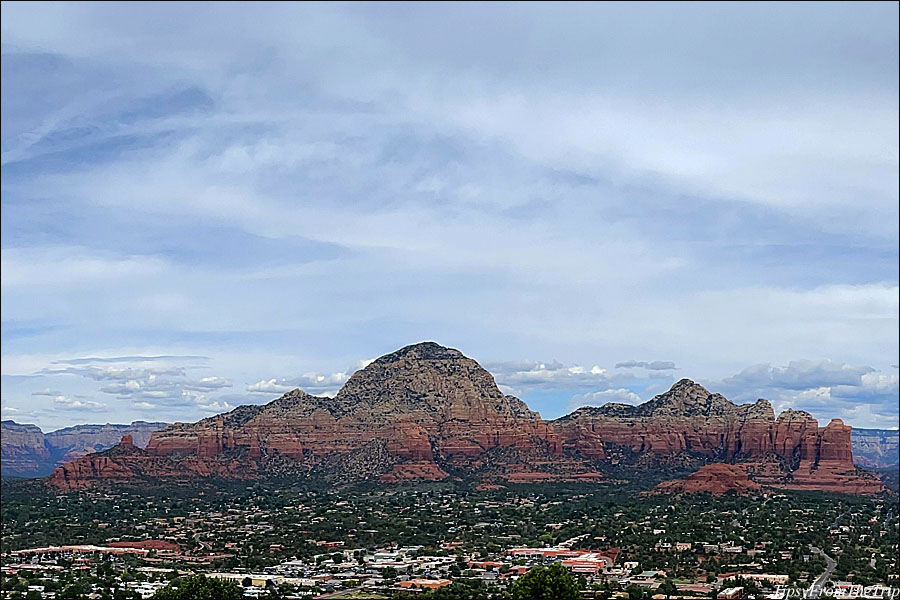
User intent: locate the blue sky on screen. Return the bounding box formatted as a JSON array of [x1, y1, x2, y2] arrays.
[[1, 2, 897, 431]]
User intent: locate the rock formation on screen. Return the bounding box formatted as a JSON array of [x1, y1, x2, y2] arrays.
[[1, 420, 167, 478], [850, 428, 899, 469], [52, 343, 565, 489], [652, 463, 762, 496], [46, 343, 882, 495], [555, 382, 882, 495], [1, 421, 52, 478], [754, 418, 883, 495], [552, 379, 776, 462]]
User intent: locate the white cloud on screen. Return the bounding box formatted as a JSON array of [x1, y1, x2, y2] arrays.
[[615, 360, 677, 370], [0, 2, 895, 431], [568, 388, 643, 412], [246, 378, 296, 395], [198, 400, 233, 413], [723, 360, 873, 390], [246, 371, 350, 396]]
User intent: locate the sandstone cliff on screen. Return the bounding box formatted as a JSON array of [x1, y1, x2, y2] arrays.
[[47, 343, 882, 495], [552, 379, 776, 462], [53, 343, 566, 489], [1, 420, 166, 478], [1, 421, 51, 478], [850, 428, 899, 469], [553, 382, 882, 495]]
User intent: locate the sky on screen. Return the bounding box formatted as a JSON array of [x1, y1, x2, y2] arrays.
[[1, 2, 897, 431]]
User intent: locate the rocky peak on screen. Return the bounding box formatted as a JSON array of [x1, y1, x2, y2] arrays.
[[372, 341, 465, 364], [332, 341, 535, 419], [740, 398, 776, 420], [640, 379, 733, 417], [119, 434, 134, 449], [775, 408, 817, 423]]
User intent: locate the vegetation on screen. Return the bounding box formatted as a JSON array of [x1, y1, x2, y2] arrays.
[[150, 574, 242, 599], [0, 480, 896, 599], [509, 563, 580, 599]]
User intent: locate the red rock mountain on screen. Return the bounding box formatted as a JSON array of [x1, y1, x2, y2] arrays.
[[1, 420, 167, 478], [652, 463, 762, 496], [48, 342, 882, 494], [552, 379, 776, 462]]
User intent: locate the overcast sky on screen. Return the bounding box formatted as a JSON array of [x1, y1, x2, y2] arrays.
[[1, 2, 897, 431]]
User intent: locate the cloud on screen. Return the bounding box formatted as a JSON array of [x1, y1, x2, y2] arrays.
[[197, 400, 233, 413], [568, 388, 643, 412], [615, 360, 677, 370], [53, 355, 208, 365], [0, 247, 168, 288], [247, 379, 297, 395], [53, 397, 105, 411], [45, 366, 188, 380], [0, 3, 895, 430], [717, 359, 899, 428], [247, 371, 350, 396], [722, 360, 874, 390], [32, 389, 105, 411], [32, 356, 232, 409], [484, 359, 673, 396]]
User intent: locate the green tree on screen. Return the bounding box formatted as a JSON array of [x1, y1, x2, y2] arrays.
[[509, 563, 580, 600], [628, 584, 652, 600], [660, 579, 678, 599], [151, 574, 243, 600], [59, 584, 87, 600]]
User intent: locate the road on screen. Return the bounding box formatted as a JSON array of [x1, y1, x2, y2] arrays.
[[809, 545, 837, 594]]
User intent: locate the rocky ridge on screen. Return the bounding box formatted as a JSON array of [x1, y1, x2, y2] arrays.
[[1, 420, 167, 478], [47, 342, 883, 495]]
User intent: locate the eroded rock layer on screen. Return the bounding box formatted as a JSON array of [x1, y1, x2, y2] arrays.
[[1, 420, 166, 478], [48, 343, 882, 495], [653, 463, 762, 496]]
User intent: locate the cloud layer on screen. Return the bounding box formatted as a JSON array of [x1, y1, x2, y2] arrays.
[[1, 2, 897, 430]]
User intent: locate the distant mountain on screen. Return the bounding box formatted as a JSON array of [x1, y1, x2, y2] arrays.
[[45, 342, 882, 495], [1, 420, 167, 478], [850, 428, 899, 469], [877, 467, 899, 492]]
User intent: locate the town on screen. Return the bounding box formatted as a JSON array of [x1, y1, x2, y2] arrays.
[[1, 482, 897, 599]]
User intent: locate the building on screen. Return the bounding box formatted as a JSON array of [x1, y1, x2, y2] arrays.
[[396, 578, 452, 590], [718, 587, 745, 600]]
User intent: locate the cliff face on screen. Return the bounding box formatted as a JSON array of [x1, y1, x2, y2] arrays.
[[1, 420, 166, 478], [56, 343, 565, 489], [554, 383, 881, 495], [46, 343, 881, 495], [552, 380, 776, 462], [851, 429, 899, 469], [1, 421, 52, 478], [757, 418, 883, 495]]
